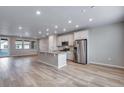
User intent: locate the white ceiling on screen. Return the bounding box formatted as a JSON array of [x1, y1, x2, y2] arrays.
[[0, 6, 124, 39]]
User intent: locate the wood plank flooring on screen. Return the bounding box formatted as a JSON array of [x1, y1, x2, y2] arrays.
[[0, 56, 124, 87]]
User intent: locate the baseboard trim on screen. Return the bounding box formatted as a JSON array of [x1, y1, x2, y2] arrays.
[[0, 54, 38, 58], [10, 54, 38, 57], [90, 61, 124, 69]]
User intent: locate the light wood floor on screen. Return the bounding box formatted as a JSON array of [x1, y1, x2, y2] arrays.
[[0, 56, 124, 87]]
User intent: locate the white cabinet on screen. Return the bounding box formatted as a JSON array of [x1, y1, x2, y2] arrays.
[[49, 35, 57, 51], [74, 30, 88, 40], [57, 36, 63, 46], [68, 34, 74, 46], [62, 35, 67, 42], [67, 51, 74, 61], [57, 36, 61, 46], [57, 33, 74, 46]]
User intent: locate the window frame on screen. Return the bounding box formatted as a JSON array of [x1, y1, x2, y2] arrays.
[[15, 39, 37, 50], [15, 40, 23, 49], [23, 40, 31, 49], [0, 37, 9, 50]]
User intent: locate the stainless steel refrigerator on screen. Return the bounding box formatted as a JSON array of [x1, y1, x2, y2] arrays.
[[74, 39, 87, 64]]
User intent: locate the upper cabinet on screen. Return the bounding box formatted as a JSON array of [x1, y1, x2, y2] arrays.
[[57, 30, 88, 47], [74, 30, 88, 40], [57, 36, 62, 46], [57, 33, 74, 46], [68, 34, 74, 46]]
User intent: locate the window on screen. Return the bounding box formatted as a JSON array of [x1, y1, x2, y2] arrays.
[[0, 38, 8, 49], [15, 40, 37, 50], [15, 40, 23, 49], [24, 41, 30, 49], [0, 38, 9, 56]]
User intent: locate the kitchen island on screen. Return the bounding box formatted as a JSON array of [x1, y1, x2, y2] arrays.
[[38, 51, 67, 68]]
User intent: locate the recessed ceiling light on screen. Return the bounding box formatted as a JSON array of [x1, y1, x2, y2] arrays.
[[68, 20, 72, 24], [38, 31, 42, 34], [36, 10, 41, 15], [18, 26, 22, 30], [89, 18, 93, 22], [46, 28, 49, 31], [63, 28, 66, 32], [75, 25, 79, 28], [54, 25, 58, 29]]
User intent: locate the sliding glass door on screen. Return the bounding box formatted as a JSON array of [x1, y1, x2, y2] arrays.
[[0, 38, 9, 57]]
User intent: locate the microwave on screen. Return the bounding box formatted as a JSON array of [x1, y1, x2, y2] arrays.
[[62, 41, 68, 46]]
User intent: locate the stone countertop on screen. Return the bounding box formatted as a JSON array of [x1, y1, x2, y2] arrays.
[[40, 51, 67, 55]]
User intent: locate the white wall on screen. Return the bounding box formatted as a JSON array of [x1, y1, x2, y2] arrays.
[[88, 22, 124, 67]]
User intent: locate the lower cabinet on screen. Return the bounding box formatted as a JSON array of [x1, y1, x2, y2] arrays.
[[67, 51, 74, 61]]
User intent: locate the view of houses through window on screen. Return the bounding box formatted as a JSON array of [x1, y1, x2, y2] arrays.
[[15, 40, 36, 49], [24, 41, 31, 49], [15, 40, 23, 49]]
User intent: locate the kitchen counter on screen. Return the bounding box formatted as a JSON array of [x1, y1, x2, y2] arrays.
[[40, 51, 66, 55], [38, 51, 67, 68]]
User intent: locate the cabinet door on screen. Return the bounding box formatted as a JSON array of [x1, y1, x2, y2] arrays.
[[61, 36, 64, 42], [60, 37, 62, 46], [82, 31, 88, 39], [74, 32, 81, 40], [68, 35, 73, 46], [62, 35, 67, 42], [74, 30, 88, 40], [57, 37, 59, 46], [67, 51, 74, 60], [57, 37, 61, 46]]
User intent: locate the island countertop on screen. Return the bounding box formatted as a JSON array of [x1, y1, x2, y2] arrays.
[[40, 51, 67, 55], [39, 51, 67, 68]]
